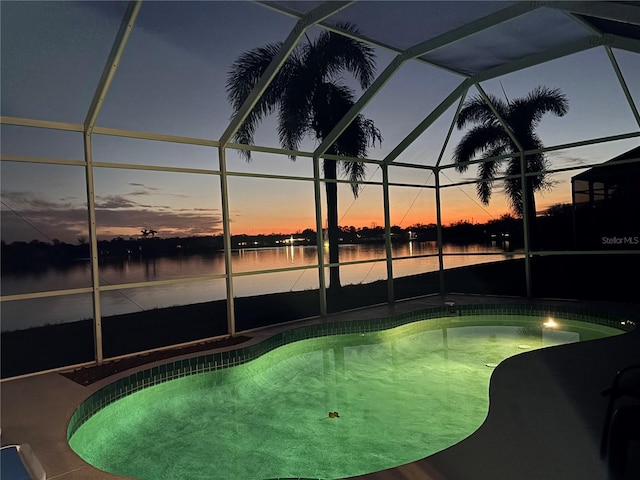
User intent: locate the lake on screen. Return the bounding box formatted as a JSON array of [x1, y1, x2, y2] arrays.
[[1, 242, 519, 331]]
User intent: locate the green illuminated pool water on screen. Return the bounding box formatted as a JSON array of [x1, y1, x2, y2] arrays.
[[69, 315, 622, 480]]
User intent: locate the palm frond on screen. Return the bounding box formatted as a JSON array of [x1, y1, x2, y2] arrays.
[[503, 177, 523, 215], [310, 83, 381, 197], [226, 42, 299, 160], [277, 55, 314, 159], [453, 85, 569, 217], [509, 85, 568, 131], [311, 82, 356, 139], [453, 124, 509, 172], [503, 149, 549, 215], [456, 93, 508, 129], [327, 88, 381, 157], [475, 146, 504, 205], [344, 115, 382, 197], [277, 105, 310, 160], [226, 42, 284, 111], [313, 22, 376, 89], [358, 116, 383, 149], [505, 134, 548, 189], [226, 22, 381, 199], [341, 159, 367, 198], [233, 119, 258, 162]]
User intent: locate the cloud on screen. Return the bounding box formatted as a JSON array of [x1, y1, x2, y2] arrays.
[[95, 193, 174, 210], [120, 184, 191, 201], [1, 190, 223, 244], [95, 208, 222, 231], [126, 183, 161, 197], [1, 205, 89, 243], [546, 152, 588, 166], [95, 195, 141, 209], [128, 182, 161, 190], [2, 191, 81, 211], [128, 189, 158, 197]]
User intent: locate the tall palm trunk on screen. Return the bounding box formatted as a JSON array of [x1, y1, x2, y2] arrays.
[[519, 151, 541, 249], [323, 158, 340, 289], [227, 25, 381, 292], [525, 177, 538, 249]]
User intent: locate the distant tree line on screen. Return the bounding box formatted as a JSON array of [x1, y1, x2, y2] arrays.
[[2, 204, 580, 272]]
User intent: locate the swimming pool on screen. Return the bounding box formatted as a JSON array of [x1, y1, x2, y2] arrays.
[[68, 305, 631, 480]]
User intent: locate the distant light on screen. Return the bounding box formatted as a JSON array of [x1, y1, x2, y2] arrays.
[[543, 318, 557, 328]]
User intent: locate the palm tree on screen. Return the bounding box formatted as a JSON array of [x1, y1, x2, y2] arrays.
[[226, 23, 382, 289], [453, 86, 568, 245]]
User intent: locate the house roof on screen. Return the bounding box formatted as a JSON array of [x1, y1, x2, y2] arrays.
[[572, 146, 640, 182]]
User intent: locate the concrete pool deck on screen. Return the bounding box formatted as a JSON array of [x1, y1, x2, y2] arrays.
[[1, 294, 639, 480]]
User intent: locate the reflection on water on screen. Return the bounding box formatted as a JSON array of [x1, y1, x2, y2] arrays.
[[1, 243, 520, 330]]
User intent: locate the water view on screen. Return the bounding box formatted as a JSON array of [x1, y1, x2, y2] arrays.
[[2, 242, 519, 331]]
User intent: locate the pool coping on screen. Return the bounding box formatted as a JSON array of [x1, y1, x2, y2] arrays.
[[66, 302, 635, 443], [2, 294, 640, 480]]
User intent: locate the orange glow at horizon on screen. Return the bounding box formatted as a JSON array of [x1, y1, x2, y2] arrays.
[[94, 176, 572, 239], [227, 183, 572, 235], [105, 191, 571, 239], [232, 210, 497, 235]]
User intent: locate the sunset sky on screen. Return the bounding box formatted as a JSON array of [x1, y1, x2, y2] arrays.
[[2, 1, 639, 243]]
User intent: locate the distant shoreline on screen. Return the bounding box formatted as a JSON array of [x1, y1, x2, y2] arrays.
[[1, 236, 512, 273]]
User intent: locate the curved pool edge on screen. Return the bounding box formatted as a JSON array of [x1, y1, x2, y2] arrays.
[[347, 315, 640, 480], [2, 296, 637, 480], [66, 301, 637, 477]]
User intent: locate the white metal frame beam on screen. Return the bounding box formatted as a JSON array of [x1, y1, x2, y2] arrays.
[[384, 32, 639, 176], [606, 46, 640, 129], [84, 1, 141, 133], [0, 116, 82, 132], [435, 93, 468, 168], [82, 0, 142, 363], [608, 34, 640, 54], [383, 81, 471, 165], [313, 1, 542, 159], [474, 34, 638, 84]]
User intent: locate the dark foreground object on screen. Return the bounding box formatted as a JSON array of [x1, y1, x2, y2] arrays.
[[2, 255, 638, 378]]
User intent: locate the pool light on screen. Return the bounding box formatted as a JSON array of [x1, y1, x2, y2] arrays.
[[543, 318, 558, 328]]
